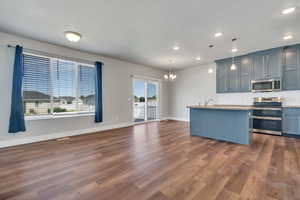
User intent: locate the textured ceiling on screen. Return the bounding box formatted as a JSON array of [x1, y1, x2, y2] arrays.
[[0, 0, 299, 69]]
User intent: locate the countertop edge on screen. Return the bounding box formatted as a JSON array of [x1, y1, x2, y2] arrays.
[[187, 105, 300, 110], [187, 106, 253, 110]]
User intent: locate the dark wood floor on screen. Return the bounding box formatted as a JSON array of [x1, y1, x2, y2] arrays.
[[0, 120, 300, 200]]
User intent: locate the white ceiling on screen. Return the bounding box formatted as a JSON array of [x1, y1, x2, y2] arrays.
[[0, 0, 299, 69]]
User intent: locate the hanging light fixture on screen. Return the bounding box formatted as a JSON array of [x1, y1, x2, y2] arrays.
[[230, 38, 237, 71], [208, 45, 214, 74], [164, 59, 177, 80]]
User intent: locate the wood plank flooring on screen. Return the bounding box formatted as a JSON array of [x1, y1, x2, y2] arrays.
[[0, 120, 300, 200]]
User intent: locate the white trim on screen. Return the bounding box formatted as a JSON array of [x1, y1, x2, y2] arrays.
[[0, 122, 134, 148], [167, 117, 190, 122], [25, 113, 94, 121], [133, 119, 161, 125], [131, 74, 162, 82]]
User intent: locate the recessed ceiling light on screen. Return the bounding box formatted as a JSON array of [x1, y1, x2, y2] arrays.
[[283, 35, 293, 40], [64, 31, 81, 42], [196, 57, 201, 61], [208, 68, 214, 74], [214, 32, 223, 37], [231, 48, 238, 53], [282, 7, 296, 15], [173, 45, 180, 50]]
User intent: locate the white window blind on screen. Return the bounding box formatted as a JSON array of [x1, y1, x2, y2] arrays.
[[78, 65, 95, 112], [23, 53, 95, 117], [23, 54, 52, 115]]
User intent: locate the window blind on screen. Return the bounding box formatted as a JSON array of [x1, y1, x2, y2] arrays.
[[23, 54, 51, 115], [78, 65, 95, 112], [22, 53, 95, 116]]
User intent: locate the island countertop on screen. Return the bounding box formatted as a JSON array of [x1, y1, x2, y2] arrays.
[[187, 105, 253, 110], [187, 105, 300, 110]]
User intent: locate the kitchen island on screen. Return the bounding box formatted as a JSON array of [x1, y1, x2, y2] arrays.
[[188, 105, 253, 145]]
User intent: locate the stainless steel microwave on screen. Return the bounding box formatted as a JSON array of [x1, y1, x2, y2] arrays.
[[251, 79, 281, 92]]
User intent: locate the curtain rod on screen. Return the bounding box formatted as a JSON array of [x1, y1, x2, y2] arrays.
[[7, 44, 98, 66]]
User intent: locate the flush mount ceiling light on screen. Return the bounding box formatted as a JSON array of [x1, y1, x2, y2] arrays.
[[282, 7, 296, 15], [214, 32, 223, 37], [64, 31, 81, 42], [196, 57, 201, 61], [283, 35, 293, 40]]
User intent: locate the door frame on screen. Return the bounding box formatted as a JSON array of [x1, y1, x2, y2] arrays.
[[131, 75, 161, 123]]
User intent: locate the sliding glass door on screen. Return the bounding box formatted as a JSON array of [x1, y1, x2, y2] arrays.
[[133, 78, 159, 122]]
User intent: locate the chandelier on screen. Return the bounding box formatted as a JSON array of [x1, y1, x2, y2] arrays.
[[164, 59, 177, 81], [164, 69, 177, 80]]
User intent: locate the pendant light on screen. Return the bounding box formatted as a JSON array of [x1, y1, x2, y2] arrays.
[[164, 59, 177, 80], [208, 45, 214, 74], [230, 38, 237, 71]]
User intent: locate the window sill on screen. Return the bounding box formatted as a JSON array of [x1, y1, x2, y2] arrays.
[[25, 113, 95, 121]]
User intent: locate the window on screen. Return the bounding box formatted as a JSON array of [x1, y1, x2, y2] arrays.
[[23, 53, 95, 117]]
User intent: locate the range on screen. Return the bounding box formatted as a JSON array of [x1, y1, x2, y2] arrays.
[[252, 97, 282, 135]]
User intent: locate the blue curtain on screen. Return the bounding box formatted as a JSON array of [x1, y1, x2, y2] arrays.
[[9, 45, 26, 133], [95, 61, 103, 123]]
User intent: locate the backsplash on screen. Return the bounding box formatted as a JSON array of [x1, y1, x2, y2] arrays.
[[216, 90, 300, 106]]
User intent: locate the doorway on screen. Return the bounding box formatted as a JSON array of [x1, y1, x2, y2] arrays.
[[133, 78, 159, 122]]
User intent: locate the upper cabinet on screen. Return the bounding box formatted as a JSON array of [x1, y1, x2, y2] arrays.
[[282, 45, 300, 90], [216, 59, 229, 93], [239, 56, 252, 92], [227, 58, 240, 92], [216, 44, 300, 93], [251, 48, 282, 80], [216, 56, 251, 93]]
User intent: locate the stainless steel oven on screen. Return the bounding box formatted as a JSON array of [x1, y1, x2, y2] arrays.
[[251, 79, 281, 92], [251, 97, 282, 135]]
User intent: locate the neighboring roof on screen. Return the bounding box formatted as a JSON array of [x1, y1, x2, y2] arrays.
[[23, 90, 51, 100], [23, 91, 76, 100]]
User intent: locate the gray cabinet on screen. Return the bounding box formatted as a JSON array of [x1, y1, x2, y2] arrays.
[[251, 48, 282, 80], [282, 45, 300, 90], [226, 59, 240, 92], [283, 108, 300, 135], [239, 56, 252, 92], [216, 44, 300, 93], [216, 58, 241, 93], [216, 60, 228, 93], [252, 53, 265, 80]]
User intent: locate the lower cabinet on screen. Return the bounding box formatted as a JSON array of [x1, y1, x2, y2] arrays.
[[282, 108, 300, 135]]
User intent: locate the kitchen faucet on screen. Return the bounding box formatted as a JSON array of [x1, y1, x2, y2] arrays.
[[204, 98, 214, 106]]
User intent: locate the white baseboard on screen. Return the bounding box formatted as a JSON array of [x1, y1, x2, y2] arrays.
[[0, 122, 134, 149], [167, 117, 189, 122]]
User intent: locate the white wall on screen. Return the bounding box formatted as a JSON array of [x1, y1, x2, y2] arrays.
[[0, 32, 170, 143], [170, 63, 300, 121], [169, 64, 217, 121]]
